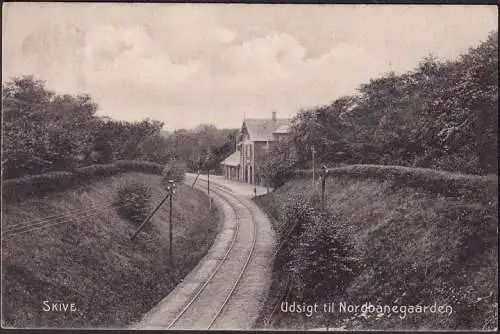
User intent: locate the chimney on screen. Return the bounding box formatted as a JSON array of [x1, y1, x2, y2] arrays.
[[272, 111, 277, 121]]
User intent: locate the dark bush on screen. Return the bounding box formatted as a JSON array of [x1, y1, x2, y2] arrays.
[[261, 141, 298, 189], [113, 182, 152, 225], [281, 196, 360, 301], [269, 162, 297, 189]]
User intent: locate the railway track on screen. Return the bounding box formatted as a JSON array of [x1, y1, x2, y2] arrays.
[[163, 178, 259, 330]]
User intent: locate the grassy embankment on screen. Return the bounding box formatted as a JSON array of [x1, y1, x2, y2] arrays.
[[2, 172, 220, 328], [254, 164, 498, 331]]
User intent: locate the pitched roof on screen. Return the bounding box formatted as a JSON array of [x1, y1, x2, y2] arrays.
[[273, 123, 290, 134], [243, 118, 291, 141], [220, 151, 240, 166]]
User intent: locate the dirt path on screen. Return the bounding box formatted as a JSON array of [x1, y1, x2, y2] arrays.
[[132, 174, 275, 330]]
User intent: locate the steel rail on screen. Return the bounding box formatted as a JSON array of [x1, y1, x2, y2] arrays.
[[167, 179, 259, 330], [194, 179, 259, 329], [166, 181, 241, 329]]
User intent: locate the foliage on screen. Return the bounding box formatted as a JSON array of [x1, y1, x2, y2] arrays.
[[281, 196, 360, 301], [162, 125, 238, 173], [2, 76, 174, 179], [2, 77, 97, 177], [291, 96, 356, 166], [257, 174, 498, 330], [289, 31, 498, 175], [260, 139, 298, 188], [113, 182, 152, 225], [161, 159, 186, 187], [1, 75, 238, 180]]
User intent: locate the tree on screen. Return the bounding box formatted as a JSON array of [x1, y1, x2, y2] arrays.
[[260, 138, 298, 188], [288, 30, 498, 175], [2, 76, 98, 176], [2, 75, 175, 178]]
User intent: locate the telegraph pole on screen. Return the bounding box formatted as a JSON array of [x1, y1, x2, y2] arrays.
[[312, 145, 316, 190], [131, 180, 176, 274], [206, 146, 212, 209], [321, 165, 327, 211], [207, 167, 211, 209], [168, 180, 175, 270]]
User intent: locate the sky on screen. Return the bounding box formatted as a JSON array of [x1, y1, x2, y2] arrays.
[[2, 3, 497, 130]]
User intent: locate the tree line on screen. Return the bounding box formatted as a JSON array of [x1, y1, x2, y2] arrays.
[[3, 31, 496, 182], [2, 76, 237, 180], [285, 31, 497, 176]]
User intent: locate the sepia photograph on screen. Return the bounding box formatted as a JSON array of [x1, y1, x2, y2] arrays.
[[1, 2, 498, 331]]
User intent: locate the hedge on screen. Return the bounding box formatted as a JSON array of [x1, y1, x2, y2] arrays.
[[2, 160, 166, 203], [2, 171, 76, 202], [74, 164, 122, 182], [294, 164, 498, 201]]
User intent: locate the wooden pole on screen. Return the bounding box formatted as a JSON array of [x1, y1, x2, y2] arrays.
[[169, 185, 173, 270], [208, 168, 211, 209], [312, 145, 316, 190], [321, 166, 327, 211], [131, 192, 171, 240], [192, 169, 201, 187]]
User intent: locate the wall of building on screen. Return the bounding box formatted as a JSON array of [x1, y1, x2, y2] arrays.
[[236, 127, 291, 185], [239, 133, 254, 184]]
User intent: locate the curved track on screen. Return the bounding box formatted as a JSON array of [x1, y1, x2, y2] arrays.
[[166, 179, 259, 329], [135, 175, 276, 330]]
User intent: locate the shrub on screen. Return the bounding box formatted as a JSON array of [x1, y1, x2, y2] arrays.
[[161, 159, 186, 187], [268, 160, 297, 189], [261, 142, 298, 189], [113, 182, 152, 225], [281, 196, 360, 301], [114, 160, 164, 175]]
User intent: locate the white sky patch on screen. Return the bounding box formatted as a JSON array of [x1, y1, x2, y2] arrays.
[[2, 3, 498, 130]]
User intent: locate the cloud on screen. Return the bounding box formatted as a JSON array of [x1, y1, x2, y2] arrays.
[[2, 3, 497, 130], [82, 24, 202, 92]]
